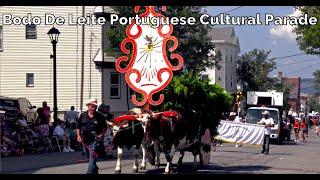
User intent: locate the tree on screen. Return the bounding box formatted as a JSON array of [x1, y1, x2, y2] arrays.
[[274, 81, 292, 112], [237, 49, 278, 91], [308, 95, 320, 113], [313, 70, 320, 96], [294, 6, 320, 55], [106, 6, 221, 75], [156, 73, 233, 136]]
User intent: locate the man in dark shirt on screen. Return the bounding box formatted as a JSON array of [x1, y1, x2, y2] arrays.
[[77, 98, 107, 174]]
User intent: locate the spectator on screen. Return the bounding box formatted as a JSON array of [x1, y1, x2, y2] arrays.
[[36, 101, 50, 138], [98, 104, 114, 121], [53, 121, 75, 152], [293, 118, 300, 142], [228, 112, 236, 121], [300, 118, 307, 143], [68, 122, 79, 150], [13, 127, 29, 156], [315, 120, 319, 137], [65, 106, 79, 125], [36, 101, 51, 125]]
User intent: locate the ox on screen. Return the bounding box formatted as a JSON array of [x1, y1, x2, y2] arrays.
[[107, 108, 149, 174], [144, 109, 211, 174]]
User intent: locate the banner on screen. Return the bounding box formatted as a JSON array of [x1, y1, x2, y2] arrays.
[[215, 120, 265, 145]]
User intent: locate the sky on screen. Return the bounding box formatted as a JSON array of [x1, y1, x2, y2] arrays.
[[206, 6, 320, 79]]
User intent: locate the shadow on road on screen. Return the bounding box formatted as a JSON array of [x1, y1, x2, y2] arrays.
[[144, 162, 271, 174]]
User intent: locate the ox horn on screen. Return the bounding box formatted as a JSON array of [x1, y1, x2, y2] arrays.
[[161, 111, 179, 118], [106, 120, 114, 126], [114, 115, 138, 123]]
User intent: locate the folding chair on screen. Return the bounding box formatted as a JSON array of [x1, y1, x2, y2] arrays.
[[43, 136, 54, 152], [51, 135, 62, 152]]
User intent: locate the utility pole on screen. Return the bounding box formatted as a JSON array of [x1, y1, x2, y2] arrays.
[[80, 6, 85, 112]]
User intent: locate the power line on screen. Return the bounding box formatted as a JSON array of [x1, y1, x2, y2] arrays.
[[222, 6, 243, 14], [268, 53, 308, 61], [277, 58, 320, 64], [277, 58, 320, 67], [285, 62, 320, 75], [210, 6, 244, 16]]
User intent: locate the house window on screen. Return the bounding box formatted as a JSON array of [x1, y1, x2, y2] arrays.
[[129, 87, 135, 96], [231, 56, 233, 62], [225, 56, 227, 62], [110, 72, 120, 98], [26, 24, 37, 39], [26, 73, 34, 87], [201, 74, 209, 80], [0, 26, 3, 51], [218, 77, 221, 81]]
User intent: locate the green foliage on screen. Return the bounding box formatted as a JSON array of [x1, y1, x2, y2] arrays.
[[274, 81, 291, 112], [154, 73, 233, 136], [294, 6, 320, 55], [237, 49, 278, 91], [308, 95, 320, 113]]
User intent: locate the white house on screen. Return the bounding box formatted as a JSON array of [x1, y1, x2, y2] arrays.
[[0, 6, 134, 115], [202, 27, 240, 95]]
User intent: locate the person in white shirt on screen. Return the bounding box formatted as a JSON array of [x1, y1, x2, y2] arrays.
[[233, 113, 243, 147], [258, 111, 274, 155], [65, 106, 79, 125], [53, 121, 74, 152]]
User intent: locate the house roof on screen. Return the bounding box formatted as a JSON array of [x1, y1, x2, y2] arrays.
[[94, 6, 118, 15], [208, 27, 240, 49]]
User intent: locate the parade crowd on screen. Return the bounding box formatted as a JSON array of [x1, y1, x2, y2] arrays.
[[1, 101, 114, 157], [216, 109, 320, 152]]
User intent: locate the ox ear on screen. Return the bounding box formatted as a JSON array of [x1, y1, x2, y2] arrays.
[[151, 112, 163, 119]]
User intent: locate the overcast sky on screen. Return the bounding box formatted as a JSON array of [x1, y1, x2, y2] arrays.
[[206, 6, 320, 79]]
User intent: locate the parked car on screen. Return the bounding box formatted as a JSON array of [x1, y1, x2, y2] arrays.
[[0, 96, 37, 126]]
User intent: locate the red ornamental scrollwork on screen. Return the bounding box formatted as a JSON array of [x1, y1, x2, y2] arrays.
[[115, 6, 184, 110]]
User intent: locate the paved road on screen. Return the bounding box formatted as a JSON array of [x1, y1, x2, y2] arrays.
[[2, 130, 320, 174]]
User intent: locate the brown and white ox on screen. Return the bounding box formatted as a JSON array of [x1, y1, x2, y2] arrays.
[[107, 108, 150, 174], [144, 109, 212, 174]]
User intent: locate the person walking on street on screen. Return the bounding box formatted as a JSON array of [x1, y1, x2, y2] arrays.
[[233, 112, 243, 148], [76, 98, 107, 174], [315, 120, 319, 137], [300, 118, 307, 143], [293, 118, 300, 142], [258, 111, 274, 155]]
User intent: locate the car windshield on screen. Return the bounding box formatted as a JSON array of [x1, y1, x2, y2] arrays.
[[0, 99, 19, 109], [246, 109, 278, 125]]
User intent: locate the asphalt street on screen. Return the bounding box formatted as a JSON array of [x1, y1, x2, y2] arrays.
[[1, 129, 320, 174]]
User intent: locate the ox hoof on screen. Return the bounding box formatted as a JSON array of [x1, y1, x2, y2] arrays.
[[132, 168, 138, 173], [140, 166, 146, 170], [114, 170, 121, 174], [163, 170, 173, 174], [155, 163, 160, 168]]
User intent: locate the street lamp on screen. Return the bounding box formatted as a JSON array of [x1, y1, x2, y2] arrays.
[[47, 27, 60, 124]]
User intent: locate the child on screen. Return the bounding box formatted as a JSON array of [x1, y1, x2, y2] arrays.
[[300, 118, 307, 143], [293, 118, 300, 142]]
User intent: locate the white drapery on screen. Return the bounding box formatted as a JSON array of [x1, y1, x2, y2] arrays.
[[215, 120, 265, 145]]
